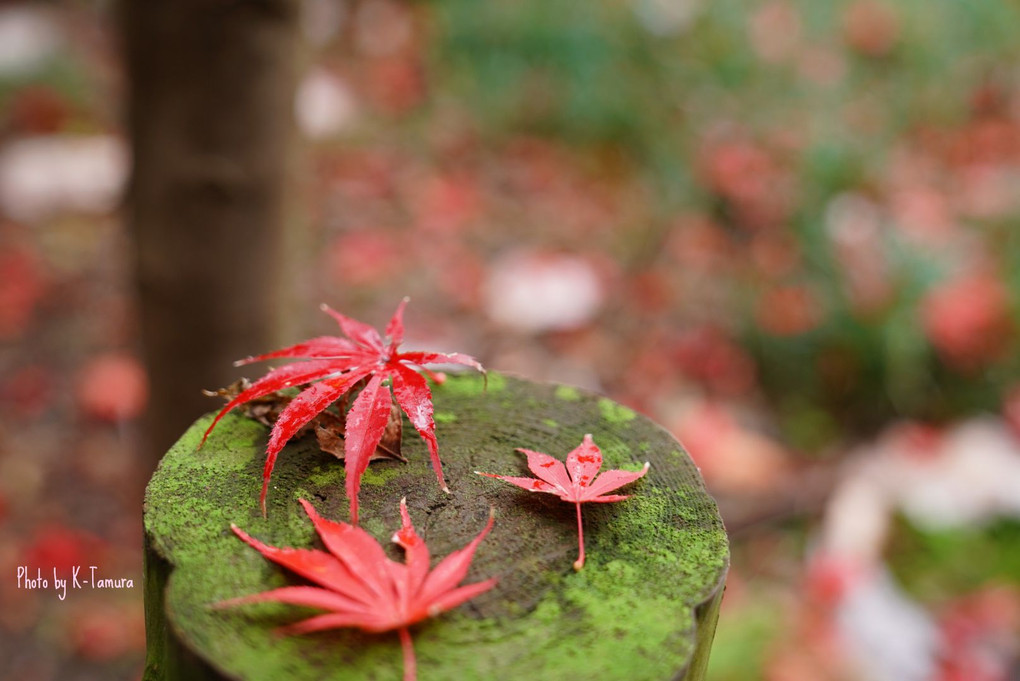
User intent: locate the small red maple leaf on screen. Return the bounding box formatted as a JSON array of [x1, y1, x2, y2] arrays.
[[216, 498, 496, 681], [476, 434, 649, 570], [200, 299, 484, 522]]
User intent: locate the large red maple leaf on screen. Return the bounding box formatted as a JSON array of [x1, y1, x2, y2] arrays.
[[216, 498, 496, 681], [200, 299, 484, 522], [477, 434, 649, 570]]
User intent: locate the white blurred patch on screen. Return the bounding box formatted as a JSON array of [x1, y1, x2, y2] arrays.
[[821, 474, 890, 564], [890, 418, 1020, 529], [0, 7, 59, 77], [816, 417, 1020, 680], [836, 568, 939, 681], [825, 417, 1020, 558], [634, 0, 702, 36], [825, 192, 883, 245], [0, 136, 128, 223], [484, 251, 603, 333], [295, 68, 359, 140]]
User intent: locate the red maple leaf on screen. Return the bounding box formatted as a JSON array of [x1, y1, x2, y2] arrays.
[[216, 498, 496, 681], [200, 299, 484, 522], [476, 434, 649, 570]]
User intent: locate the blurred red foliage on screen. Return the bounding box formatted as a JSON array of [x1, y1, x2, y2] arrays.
[[67, 602, 145, 661], [936, 586, 1020, 681], [0, 364, 55, 420], [672, 326, 757, 396], [921, 272, 1012, 372], [23, 524, 107, 574], [326, 230, 405, 286], [7, 86, 71, 135], [755, 285, 824, 337], [842, 1, 900, 57], [74, 353, 149, 423], [0, 244, 47, 340]]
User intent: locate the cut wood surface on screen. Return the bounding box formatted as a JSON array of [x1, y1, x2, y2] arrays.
[[143, 373, 729, 681]]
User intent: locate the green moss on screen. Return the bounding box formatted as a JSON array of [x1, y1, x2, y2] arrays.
[[598, 398, 636, 423], [531, 597, 561, 624], [359, 463, 405, 487], [305, 463, 342, 487], [435, 411, 458, 424], [165, 414, 265, 473], [542, 418, 559, 428], [437, 372, 505, 396], [596, 486, 728, 602], [554, 385, 581, 401], [595, 436, 634, 468]]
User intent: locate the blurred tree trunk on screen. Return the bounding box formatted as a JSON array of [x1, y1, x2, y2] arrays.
[[119, 0, 301, 471]]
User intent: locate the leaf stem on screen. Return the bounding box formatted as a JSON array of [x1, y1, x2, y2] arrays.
[[399, 627, 416, 681], [573, 502, 585, 571]]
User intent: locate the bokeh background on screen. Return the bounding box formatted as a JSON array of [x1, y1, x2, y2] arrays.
[[2, 0, 1020, 679]]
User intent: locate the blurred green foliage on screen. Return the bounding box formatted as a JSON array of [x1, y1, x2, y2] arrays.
[[888, 514, 1020, 601], [429, 0, 1020, 446]]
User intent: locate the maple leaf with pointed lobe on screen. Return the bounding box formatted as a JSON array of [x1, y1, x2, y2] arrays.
[[477, 434, 649, 570], [200, 299, 484, 522], [215, 498, 496, 681]]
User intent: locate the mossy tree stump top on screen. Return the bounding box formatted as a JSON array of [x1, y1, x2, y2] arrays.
[[143, 373, 729, 681]]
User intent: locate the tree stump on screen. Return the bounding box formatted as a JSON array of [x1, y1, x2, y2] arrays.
[[143, 373, 729, 681]]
